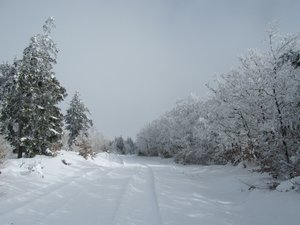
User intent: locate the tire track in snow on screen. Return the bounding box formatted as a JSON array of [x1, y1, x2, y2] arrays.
[[146, 166, 163, 225], [108, 164, 163, 225], [109, 167, 142, 225]]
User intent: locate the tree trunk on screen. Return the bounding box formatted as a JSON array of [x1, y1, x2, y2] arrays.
[[17, 122, 23, 158], [17, 145, 22, 158], [273, 87, 290, 164]]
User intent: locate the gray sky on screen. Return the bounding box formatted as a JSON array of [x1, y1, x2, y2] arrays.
[[0, 0, 299, 139]]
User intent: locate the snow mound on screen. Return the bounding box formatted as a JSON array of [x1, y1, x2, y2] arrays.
[[22, 160, 44, 178], [1, 151, 125, 182], [276, 176, 300, 192], [1, 150, 94, 182], [2, 158, 45, 178]]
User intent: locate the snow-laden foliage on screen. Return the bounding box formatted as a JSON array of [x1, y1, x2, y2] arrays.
[[65, 92, 93, 148], [0, 17, 67, 158], [0, 135, 12, 164], [136, 29, 300, 179]]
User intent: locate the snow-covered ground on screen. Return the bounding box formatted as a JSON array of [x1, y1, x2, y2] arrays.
[[0, 151, 299, 225]]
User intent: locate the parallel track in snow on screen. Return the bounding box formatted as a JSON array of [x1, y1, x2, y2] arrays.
[[0, 167, 103, 216], [146, 166, 163, 225]]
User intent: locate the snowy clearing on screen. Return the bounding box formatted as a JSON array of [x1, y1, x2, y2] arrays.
[[0, 151, 299, 225]]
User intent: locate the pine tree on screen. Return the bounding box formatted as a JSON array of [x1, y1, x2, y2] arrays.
[[0, 17, 67, 158], [0, 61, 23, 157], [65, 92, 93, 148], [115, 136, 125, 154], [124, 137, 136, 154]]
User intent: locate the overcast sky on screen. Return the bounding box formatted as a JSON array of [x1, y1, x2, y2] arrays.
[[0, 0, 299, 139]]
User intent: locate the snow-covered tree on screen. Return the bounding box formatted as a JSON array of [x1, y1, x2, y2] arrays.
[[136, 96, 206, 159], [88, 128, 110, 153], [0, 17, 67, 158], [136, 120, 164, 156], [65, 92, 93, 148], [108, 136, 125, 154]]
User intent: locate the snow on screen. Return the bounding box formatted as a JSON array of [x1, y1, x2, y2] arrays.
[[37, 105, 45, 110], [49, 128, 59, 135], [276, 176, 300, 192], [20, 137, 28, 142], [0, 151, 299, 225]]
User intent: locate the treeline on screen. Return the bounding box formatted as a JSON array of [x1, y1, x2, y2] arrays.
[[135, 29, 300, 179], [0, 18, 94, 159]]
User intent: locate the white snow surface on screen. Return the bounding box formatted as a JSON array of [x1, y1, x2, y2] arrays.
[[0, 150, 299, 225]]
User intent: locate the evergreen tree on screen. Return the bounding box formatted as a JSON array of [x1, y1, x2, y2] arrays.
[[124, 137, 136, 154], [0, 17, 67, 158], [108, 136, 126, 154], [115, 136, 125, 154], [65, 92, 93, 148]]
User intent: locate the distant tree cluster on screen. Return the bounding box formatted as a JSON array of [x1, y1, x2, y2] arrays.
[[108, 136, 136, 155], [0, 18, 93, 159], [136, 29, 300, 179]]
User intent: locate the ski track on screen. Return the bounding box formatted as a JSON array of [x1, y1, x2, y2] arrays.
[[0, 167, 102, 216], [34, 166, 141, 225], [31, 168, 118, 225], [0, 166, 102, 209], [31, 184, 86, 225], [109, 164, 163, 225], [0, 167, 114, 225]]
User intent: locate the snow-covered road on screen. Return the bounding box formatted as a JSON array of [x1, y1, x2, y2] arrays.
[[0, 151, 299, 225]]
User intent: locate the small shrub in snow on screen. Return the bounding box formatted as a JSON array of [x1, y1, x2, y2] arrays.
[[20, 160, 44, 178], [50, 142, 63, 153], [276, 177, 300, 192], [75, 134, 95, 160]]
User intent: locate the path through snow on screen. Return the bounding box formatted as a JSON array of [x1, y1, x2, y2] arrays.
[[0, 151, 299, 225]]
